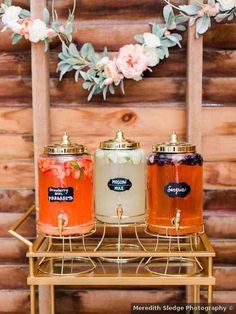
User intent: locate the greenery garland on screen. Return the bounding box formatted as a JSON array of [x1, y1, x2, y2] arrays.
[[1, 0, 235, 101]]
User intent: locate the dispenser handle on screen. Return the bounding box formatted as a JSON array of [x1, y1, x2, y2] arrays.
[[8, 205, 35, 247]]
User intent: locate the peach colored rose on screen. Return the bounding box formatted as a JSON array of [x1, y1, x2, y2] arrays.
[[116, 44, 148, 81], [104, 59, 123, 86]]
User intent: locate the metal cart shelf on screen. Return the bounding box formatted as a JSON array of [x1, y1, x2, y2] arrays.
[[9, 205, 215, 314]]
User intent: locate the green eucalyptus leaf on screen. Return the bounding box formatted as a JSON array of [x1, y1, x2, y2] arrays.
[[176, 24, 186, 31], [80, 71, 89, 80], [43, 7, 50, 24], [19, 9, 30, 18], [75, 70, 80, 82], [4, 0, 12, 6], [109, 84, 115, 95], [196, 15, 210, 37], [59, 64, 73, 80], [80, 43, 95, 60], [163, 5, 176, 30], [51, 21, 61, 32], [68, 43, 79, 57], [179, 4, 201, 15], [134, 34, 144, 44], [12, 33, 22, 45], [87, 84, 97, 101], [102, 85, 109, 100]]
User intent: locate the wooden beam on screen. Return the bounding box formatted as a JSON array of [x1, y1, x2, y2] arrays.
[[186, 1, 203, 152], [30, 1, 50, 313], [186, 0, 203, 301]]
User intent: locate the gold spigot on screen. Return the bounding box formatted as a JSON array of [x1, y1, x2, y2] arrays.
[[116, 205, 124, 221], [173, 209, 181, 231], [58, 213, 68, 236]]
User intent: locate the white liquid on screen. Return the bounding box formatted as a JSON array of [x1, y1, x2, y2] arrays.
[[95, 148, 146, 223]]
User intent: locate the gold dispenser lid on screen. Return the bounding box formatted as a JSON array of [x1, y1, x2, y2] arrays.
[[45, 133, 87, 155], [152, 132, 196, 153], [100, 130, 140, 150]]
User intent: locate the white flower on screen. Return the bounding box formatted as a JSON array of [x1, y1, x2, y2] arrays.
[[28, 19, 48, 43], [7, 20, 22, 33], [217, 0, 236, 10], [96, 57, 109, 68], [143, 32, 161, 48], [143, 47, 159, 67], [1, 5, 21, 25]]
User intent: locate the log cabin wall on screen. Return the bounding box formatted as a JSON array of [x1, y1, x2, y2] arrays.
[[0, 0, 236, 312]]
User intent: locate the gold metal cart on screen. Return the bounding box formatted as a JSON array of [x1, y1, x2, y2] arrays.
[[9, 205, 215, 314]]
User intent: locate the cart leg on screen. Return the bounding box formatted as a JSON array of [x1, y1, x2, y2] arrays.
[[50, 285, 55, 314], [207, 285, 213, 304], [193, 285, 200, 303], [30, 285, 36, 314]]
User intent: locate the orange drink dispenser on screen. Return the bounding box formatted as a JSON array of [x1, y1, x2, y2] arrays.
[[95, 130, 146, 224], [38, 133, 94, 236], [147, 133, 203, 235]]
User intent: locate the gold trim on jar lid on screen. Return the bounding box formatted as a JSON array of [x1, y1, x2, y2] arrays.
[[44, 132, 87, 155], [100, 130, 140, 150], [152, 132, 196, 153]]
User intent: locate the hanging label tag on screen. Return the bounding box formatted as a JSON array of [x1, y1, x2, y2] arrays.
[[107, 178, 132, 192], [48, 187, 74, 202], [164, 182, 191, 198]]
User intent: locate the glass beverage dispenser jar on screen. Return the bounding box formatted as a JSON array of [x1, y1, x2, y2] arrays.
[[38, 133, 94, 236], [147, 133, 203, 235], [95, 130, 146, 224]]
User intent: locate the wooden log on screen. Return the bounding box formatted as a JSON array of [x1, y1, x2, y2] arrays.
[[1, 19, 236, 52], [0, 289, 30, 313], [204, 190, 236, 211], [0, 189, 34, 213], [212, 240, 236, 264], [0, 238, 28, 263], [1, 76, 236, 105], [0, 265, 28, 289], [2, 49, 236, 79], [0, 135, 33, 159], [0, 213, 36, 237]]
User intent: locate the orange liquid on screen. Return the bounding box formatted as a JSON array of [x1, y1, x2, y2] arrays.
[[38, 155, 94, 235], [147, 153, 203, 235]]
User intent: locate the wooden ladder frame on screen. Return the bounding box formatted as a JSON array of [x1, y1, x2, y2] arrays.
[[30, 0, 203, 312]]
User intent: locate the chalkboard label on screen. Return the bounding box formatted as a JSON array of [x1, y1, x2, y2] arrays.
[[107, 178, 132, 192], [164, 182, 191, 198], [48, 187, 74, 202]]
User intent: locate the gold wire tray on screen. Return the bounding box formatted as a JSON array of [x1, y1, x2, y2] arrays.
[[9, 205, 216, 314]]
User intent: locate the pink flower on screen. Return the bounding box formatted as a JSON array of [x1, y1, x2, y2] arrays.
[[104, 59, 123, 86], [116, 44, 148, 81], [47, 28, 57, 39], [19, 18, 32, 39], [198, 3, 219, 17]]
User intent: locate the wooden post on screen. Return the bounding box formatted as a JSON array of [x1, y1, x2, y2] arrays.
[[30, 0, 51, 313], [186, 0, 203, 302], [186, 0, 203, 153]]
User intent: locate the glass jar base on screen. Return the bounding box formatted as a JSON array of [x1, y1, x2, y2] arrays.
[[38, 221, 94, 236], [146, 223, 204, 236]]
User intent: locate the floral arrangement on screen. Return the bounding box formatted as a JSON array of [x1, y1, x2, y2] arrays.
[[0, 0, 75, 50], [1, 0, 235, 100]]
